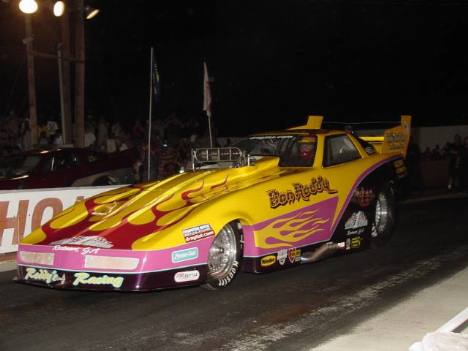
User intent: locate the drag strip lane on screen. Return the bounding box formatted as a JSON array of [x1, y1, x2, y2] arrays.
[[0, 197, 467, 351]]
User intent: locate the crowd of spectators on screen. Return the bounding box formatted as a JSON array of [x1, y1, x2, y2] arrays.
[[407, 134, 468, 192], [0, 109, 214, 182], [0, 109, 27, 156], [2, 110, 468, 191], [420, 138, 467, 162]]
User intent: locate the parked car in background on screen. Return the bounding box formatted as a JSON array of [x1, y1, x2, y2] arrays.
[[0, 147, 137, 190]]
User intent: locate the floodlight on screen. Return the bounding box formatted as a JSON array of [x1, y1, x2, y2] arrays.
[[19, 0, 38, 14], [53, 1, 65, 17], [85, 6, 99, 20]]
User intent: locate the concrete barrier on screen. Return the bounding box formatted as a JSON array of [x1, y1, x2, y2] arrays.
[[409, 307, 468, 350], [420, 160, 449, 189], [0, 185, 120, 254]]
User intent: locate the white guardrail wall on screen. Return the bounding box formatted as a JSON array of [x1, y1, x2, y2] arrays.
[[409, 307, 468, 350], [0, 185, 120, 254]]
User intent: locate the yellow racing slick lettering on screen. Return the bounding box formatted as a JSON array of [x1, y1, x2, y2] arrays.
[[268, 176, 337, 208], [72, 272, 124, 288]]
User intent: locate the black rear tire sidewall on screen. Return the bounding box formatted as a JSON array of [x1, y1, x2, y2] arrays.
[[371, 184, 396, 248]]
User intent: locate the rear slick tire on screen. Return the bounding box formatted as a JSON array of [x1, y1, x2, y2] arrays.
[[203, 222, 242, 290], [371, 184, 396, 248]]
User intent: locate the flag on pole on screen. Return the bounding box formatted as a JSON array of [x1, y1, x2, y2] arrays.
[[203, 61, 212, 118], [203, 62, 214, 147], [152, 52, 161, 103]]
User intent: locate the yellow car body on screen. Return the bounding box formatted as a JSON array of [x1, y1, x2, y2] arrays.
[[16, 115, 411, 290]]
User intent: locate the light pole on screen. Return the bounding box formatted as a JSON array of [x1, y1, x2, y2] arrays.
[[19, 0, 62, 146], [74, 0, 85, 147], [23, 14, 38, 146], [18, 0, 99, 147], [60, 3, 72, 144]]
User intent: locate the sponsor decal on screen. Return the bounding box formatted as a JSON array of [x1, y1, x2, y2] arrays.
[[52, 245, 101, 255], [174, 270, 200, 283], [393, 160, 407, 178], [24, 267, 65, 285], [385, 132, 406, 151], [72, 272, 124, 288], [183, 224, 215, 243], [171, 247, 199, 263], [52, 245, 79, 252], [50, 236, 113, 249], [288, 248, 301, 264], [344, 211, 368, 230], [277, 249, 287, 265], [260, 255, 276, 267], [347, 227, 365, 236], [268, 176, 337, 208], [350, 236, 362, 249], [351, 187, 375, 207], [395, 166, 407, 175]]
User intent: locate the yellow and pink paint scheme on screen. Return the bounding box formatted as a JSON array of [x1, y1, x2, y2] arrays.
[[16, 115, 411, 291]]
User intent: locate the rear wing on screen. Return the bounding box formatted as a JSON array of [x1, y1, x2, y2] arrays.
[[360, 115, 412, 157]]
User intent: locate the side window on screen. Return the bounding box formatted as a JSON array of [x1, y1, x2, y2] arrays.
[[324, 135, 361, 167], [51, 155, 64, 171], [279, 136, 317, 167], [87, 152, 101, 163], [39, 156, 53, 174], [52, 152, 79, 171], [356, 137, 376, 155]]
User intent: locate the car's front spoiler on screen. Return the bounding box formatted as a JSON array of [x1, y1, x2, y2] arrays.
[[16, 242, 211, 291], [16, 265, 208, 291]]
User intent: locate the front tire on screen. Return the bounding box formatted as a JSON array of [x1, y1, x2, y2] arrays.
[[203, 222, 242, 290], [371, 184, 396, 247]]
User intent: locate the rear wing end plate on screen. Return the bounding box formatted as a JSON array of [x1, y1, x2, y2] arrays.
[[361, 115, 412, 157]]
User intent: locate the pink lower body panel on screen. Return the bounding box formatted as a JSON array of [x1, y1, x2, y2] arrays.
[[15, 239, 212, 291]]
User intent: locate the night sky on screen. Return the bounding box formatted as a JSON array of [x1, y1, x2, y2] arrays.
[[1, 0, 468, 136]]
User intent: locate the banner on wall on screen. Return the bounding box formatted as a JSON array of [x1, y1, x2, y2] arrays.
[[0, 186, 120, 254]]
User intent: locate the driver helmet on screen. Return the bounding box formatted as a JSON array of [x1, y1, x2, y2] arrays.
[[298, 136, 316, 160]]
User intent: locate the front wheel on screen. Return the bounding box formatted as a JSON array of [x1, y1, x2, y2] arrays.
[[371, 184, 396, 247], [203, 222, 242, 290]]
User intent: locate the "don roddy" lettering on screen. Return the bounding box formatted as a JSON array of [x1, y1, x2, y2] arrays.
[[268, 176, 338, 208]]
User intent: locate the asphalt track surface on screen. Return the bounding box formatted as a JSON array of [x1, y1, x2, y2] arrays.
[[1, 196, 467, 351]]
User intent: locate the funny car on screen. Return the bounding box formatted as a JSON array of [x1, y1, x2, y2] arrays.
[[16, 115, 411, 291]]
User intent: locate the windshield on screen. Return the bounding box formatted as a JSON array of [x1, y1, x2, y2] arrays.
[[235, 134, 317, 167], [235, 135, 294, 156], [0, 155, 41, 178]]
